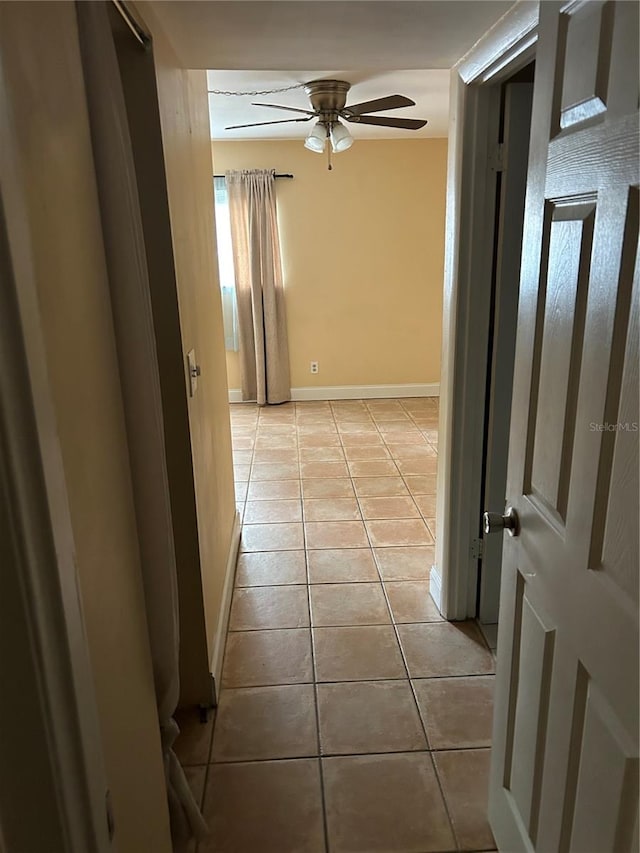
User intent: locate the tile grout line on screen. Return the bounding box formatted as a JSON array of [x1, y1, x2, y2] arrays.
[[338, 398, 461, 850], [297, 412, 331, 853], [227, 399, 469, 852]]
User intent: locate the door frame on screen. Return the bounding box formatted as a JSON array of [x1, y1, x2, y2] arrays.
[[432, 1, 539, 619]]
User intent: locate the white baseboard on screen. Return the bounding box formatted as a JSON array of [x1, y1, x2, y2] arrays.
[[429, 565, 444, 615], [229, 383, 439, 403], [210, 510, 241, 699]]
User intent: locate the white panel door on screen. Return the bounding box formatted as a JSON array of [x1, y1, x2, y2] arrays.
[[489, 2, 639, 851]]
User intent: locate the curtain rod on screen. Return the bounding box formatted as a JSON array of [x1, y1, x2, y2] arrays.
[[214, 174, 294, 180], [111, 0, 151, 47]]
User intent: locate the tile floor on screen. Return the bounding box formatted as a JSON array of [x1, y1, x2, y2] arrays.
[[175, 398, 497, 853]]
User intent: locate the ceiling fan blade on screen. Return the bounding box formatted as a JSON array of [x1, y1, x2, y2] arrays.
[[252, 102, 316, 116], [225, 117, 313, 130], [342, 95, 415, 117], [344, 115, 428, 130]]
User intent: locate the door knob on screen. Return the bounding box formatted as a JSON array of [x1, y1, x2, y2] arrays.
[[483, 506, 520, 537]]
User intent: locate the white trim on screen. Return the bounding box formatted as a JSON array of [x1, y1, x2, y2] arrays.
[[209, 510, 241, 698], [429, 566, 443, 614], [436, 2, 539, 620], [229, 383, 440, 403], [457, 1, 538, 84]]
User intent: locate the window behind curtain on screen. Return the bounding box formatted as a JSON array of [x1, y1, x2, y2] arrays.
[[213, 176, 239, 351]]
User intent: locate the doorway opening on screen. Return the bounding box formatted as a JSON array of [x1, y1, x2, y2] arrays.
[[476, 61, 536, 651]]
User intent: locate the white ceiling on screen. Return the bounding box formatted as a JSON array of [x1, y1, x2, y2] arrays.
[[207, 70, 451, 140], [150, 1, 514, 70], [149, 0, 516, 141]]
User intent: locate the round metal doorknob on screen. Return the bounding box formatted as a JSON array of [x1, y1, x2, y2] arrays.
[[483, 506, 520, 537]]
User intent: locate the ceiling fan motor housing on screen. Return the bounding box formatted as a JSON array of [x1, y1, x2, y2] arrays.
[[304, 79, 351, 119]]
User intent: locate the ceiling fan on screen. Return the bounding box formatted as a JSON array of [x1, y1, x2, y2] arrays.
[[224, 79, 428, 167]]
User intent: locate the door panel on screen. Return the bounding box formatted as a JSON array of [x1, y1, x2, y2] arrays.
[[489, 2, 639, 850]]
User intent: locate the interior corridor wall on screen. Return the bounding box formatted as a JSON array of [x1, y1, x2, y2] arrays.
[[0, 4, 172, 851], [213, 138, 448, 392], [138, 5, 237, 673]]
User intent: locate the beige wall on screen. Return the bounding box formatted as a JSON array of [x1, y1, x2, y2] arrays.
[[0, 4, 172, 851], [213, 139, 447, 391], [142, 6, 237, 673]]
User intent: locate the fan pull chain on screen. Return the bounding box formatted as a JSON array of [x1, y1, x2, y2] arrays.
[[327, 142, 332, 171], [208, 83, 306, 97]]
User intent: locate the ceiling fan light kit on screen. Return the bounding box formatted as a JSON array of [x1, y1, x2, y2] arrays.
[[224, 78, 428, 170], [304, 121, 327, 152]]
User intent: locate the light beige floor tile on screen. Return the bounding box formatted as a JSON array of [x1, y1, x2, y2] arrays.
[[299, 446, 345, 462], [347, 459, 400, 477], [298, 425, 338, 436], [383, 432, 429, 445], [243, 500, 302, 524], [250, 462, 300, 481], [366, 400, 404, 411], [337, 423, 377, 434], [229, 586, 309, 630], [202, 759, 325, 853], [232, 436, 255, 450], [301, 478, 355, 498], [313, 625, 406, 681], [339, 433, 385, 447], [298, 433, 341, 447], [252, 448, 299, 464], [413, 676, 494, 749], [395, 457, 439, 476], [387, 444, 437, 460], [253, 436, 297, 450], [322, 753, 455, 853], [234, 464, 250, 482], [234, 482, 248, 501], [307, 549, 378, 583], [378, 424, 422, 437], [398, 622, 495, 678], [303, 498, 361, 522], [173, 707, 214, 766], [233, 450, 253, 465], [433, 749, 496, 851], [425, 517, 437, 540], [371, 411, 411, 422], [235, 551, 307, 587], [305, 521, 369, 549], [342, 444, 391, 461], [358, 495, 421, 519], [222, 628, 313, 687], [309, 583, 390, 626], [385, 581, 443, 622], [374, 546, 434, 580], [300, 460, 349, 478], [211, 684, 318, 762], [317, 681, 426, 755], [240, 522, 304, 552], [365, 518, 433, 547], [258, 420, 295, 430], [352, 476, 409, 497], [246, 479, 301, 501], [414, 494, 437, 517], [405, 474, 438, 494]]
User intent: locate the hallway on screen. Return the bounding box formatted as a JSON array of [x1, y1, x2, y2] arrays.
[[176, 397, 497, 853]]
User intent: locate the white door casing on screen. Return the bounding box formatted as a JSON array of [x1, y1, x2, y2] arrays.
[[489, 2, 639, 852]]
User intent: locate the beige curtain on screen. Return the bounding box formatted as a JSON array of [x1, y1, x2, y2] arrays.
[[226, 170, 291, 404]]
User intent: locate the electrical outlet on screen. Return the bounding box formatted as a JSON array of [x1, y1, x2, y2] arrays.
[[310, 361, 319, 374]]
